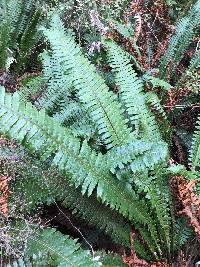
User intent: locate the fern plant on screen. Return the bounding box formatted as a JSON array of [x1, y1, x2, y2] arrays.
[[0, 0, 43, 72], [0, 2, 199, 266], [159, 0, 200, 80], [0, 85, 164, 256]]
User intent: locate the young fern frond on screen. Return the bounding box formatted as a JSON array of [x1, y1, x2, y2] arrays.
[[104, 39, 161, 141], [0, 86, 160, 253], [40, 14, 132, 148], [189, 115, 200, 170]]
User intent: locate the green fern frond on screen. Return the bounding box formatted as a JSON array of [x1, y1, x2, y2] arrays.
[[159, 0, 200, 79], [130, 168, 173, 256], [36, 50, 73, 111], [40, 14, 132, 148], [97, 251, 127, 267], [53, 98, 96, 138], [0, 0, 22, 35], [16, 0, 34, 38], [145, 91, 172, 141], [5, 147, 131, 249], [189, 115, 200, 169], [173, 218, 193, 251], [53, 98, 87, 125], [5, 255, 49, 267], [143, 75, 172, 91], [104, 39, 161, 141], [19, 76, 43, 103], [16, 8, 42, 71], [26, 228, 102, 266], [147, 179, 172, 254], [0, 0, 42, 71], [0, 0, 21, 68], [188, 49, 200, 72], [106, 140, 168, 174], [145, 92, 168, 120], [0, 87, 160, 252]]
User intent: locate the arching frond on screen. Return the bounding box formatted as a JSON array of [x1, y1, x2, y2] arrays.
[[104, 39, 161, 141], [40, 14, 132, 148], [0, 87, 160, 252]]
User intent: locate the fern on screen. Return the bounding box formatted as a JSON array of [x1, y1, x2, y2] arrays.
[[106, 140, 168, 174], [127, 167, 173, 257], [145, 92, 168, 120], [36, 50, 73, 111], [143, 75, 172, 91], [5, 228, 101, 267], [40, 14, 132, 148], [25, 228, 102, 266], [109, 19, 134, 40], [189, 115, 200, 170], [0, 0, 22, 69], [173, 218, 194, 251], [0, 0, 42, 72], [4, 146, 131, 249], [159, 0, 200, 79], [1, 4, 199, 263], [145, 91, 172, 141], [104, 39, 161, 141], [188, 49, 200, 72], [16, 8, 42, 71], [5, 256, 49, 267], [52, 97, 96, 139], [6, 236, 128, 267], [18, 76, 44, 103], [0, 86, 161, 255], [146, 174, 172, 255], [97, 251, 127, 267]]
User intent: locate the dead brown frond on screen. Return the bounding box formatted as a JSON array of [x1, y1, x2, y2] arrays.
[[0, 176, 9, 217]]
